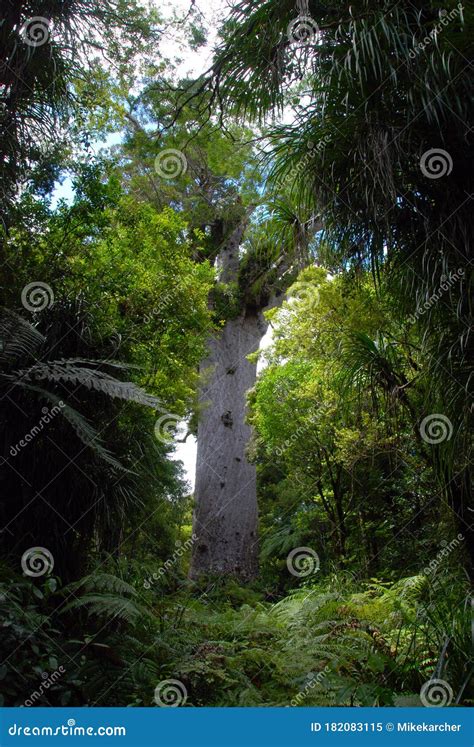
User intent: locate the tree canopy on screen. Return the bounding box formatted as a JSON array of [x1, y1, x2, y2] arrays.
[[0, 0, 471, 712]]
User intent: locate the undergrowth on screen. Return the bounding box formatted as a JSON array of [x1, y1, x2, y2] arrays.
[[1, 563, 471, 707]]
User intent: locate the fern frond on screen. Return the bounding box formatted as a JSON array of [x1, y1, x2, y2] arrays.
[[65, 573, 138, 598], [16, 359, 162, 409], [0, 308, 44, 368], [61, 573, 155, 625], [12, 382, 126, 470], [62, 595, 144, 624]]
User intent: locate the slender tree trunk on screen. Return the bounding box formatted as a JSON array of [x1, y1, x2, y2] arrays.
[[189, 310, 266, 579]]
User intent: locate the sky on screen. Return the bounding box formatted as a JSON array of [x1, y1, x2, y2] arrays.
[[52, 0, 225, 208], [158, 0, 225, 69]]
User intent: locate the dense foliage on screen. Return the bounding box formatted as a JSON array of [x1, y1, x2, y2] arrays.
[[0, 0, 472, 709]]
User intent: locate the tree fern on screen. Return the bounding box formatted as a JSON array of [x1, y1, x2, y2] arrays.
[[0, 308, 44, 367], [1, 310, 163, 468], [17, 359, 162, 409]]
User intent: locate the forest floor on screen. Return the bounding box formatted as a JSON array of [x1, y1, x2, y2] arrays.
[[142, 572, 471, 707], [1, 560, 471, 707]]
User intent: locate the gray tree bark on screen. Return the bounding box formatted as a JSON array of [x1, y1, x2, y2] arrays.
[[189, 220, 267, 580], [189, 209, 319, 580], [189, 311, 266, 579]]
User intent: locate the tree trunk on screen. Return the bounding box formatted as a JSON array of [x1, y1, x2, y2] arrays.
[[189, 310, 266, 580]]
